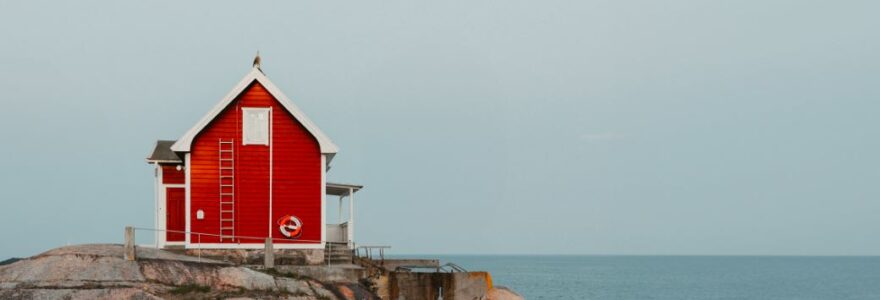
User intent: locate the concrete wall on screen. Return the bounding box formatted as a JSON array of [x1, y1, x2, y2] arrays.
[[183, 248, 324, 265], [386, 271, 492, 300]]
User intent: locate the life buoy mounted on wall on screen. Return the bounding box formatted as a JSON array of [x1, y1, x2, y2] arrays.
[[277, 214, 303, 239]]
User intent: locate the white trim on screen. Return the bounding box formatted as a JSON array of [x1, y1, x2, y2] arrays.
[[320, 154, 327, 248], [241, 107, 271, 146], [146, 159, 184, 164], [171, 68, 338, 156], [158, 175, 186, 248], [185, 243, 324, 250], [157, 181, 166, 248], [268, 107, 274, 237], [153, 165, 160, 248], [348, 188, 354, 247], [185, 154, 192, 245]]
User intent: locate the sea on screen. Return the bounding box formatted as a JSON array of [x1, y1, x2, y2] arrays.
[[401, 255, 880, 299]]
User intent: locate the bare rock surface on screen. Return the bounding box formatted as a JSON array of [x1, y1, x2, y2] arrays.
[[0, 244, 377, 300], [486, 286, 525, 300]]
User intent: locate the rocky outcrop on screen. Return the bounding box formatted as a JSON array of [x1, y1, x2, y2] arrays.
[[486, 286, 524, 300], [0, 244, 376, 300]]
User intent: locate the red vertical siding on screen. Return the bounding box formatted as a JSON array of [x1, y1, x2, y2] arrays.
[[166, 187, 185, 242], [189, 82, 322, 244]]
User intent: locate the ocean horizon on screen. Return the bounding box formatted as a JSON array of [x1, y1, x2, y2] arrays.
[[393, 254, 880, 299]]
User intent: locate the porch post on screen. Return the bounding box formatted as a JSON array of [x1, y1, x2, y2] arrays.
[[348, 188, 354, 247], [338, 195, 343, 223], [153, 165, 159, 248]]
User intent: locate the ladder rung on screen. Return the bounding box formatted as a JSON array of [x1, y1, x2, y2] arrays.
[[219, 139, 235, 236]]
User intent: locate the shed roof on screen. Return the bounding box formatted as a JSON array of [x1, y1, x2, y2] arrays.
[[326, 182, 363, 196], [170, 67, 339, 159], [146, 140, 183, 163]]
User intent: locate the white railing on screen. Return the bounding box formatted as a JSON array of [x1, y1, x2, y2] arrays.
[[326, 222, 349, 244]]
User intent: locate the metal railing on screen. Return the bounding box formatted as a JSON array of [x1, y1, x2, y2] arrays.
[[394, 263, 468, 273], [354, 245, 392, 263]]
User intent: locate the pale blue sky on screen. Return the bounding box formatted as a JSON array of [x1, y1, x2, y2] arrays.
[[1, 1, 878, 257]]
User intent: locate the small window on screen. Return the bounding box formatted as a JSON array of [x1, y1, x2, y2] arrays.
[[242, 108, 270, 145]]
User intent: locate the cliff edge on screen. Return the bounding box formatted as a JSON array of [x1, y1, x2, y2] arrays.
[[0, 244, 375, 299]]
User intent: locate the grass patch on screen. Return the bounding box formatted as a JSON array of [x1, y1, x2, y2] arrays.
[[169, 284, 211, 294], [0, 258, 21, 266]]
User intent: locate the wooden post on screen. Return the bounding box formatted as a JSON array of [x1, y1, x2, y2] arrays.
[[124, 226, 136, 261], [264, 238, 274, 269]]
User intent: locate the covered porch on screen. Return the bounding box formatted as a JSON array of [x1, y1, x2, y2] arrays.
[[325, 182, 362, 247]]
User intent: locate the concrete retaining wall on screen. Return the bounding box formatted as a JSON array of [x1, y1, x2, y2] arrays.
[[275, 265, 364, 283], [386, 271, 492, 300], [182, 248, 325, 265]]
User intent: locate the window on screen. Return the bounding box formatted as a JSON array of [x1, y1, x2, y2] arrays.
[[242, 108, 270, 145]]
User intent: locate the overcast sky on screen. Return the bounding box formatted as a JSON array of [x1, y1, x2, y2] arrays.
[[1, 1, 878, 257]]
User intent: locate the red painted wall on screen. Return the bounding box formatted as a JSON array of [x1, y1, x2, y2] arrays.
[[189, 82, 322, 244], [161, 165, 185, 184]]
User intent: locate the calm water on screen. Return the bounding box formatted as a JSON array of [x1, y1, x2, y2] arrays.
[[397, 255, 880, 299]]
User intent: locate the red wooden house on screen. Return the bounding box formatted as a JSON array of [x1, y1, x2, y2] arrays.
[[146, 63, 361, 250]]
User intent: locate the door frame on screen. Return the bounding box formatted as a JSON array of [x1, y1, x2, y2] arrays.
[[159, 184, 185, 247]]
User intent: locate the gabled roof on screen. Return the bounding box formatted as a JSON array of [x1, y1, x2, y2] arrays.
[[170, 67, 339, 157], [146, 140, 183, 164]]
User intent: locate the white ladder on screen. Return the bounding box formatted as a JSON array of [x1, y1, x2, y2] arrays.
[[218, 139, 235, 241]]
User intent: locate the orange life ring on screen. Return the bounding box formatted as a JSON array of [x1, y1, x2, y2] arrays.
[[277, 214, 303, 238]]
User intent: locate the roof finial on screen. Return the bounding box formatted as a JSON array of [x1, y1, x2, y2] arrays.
[[253, 51, 262, 72]]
